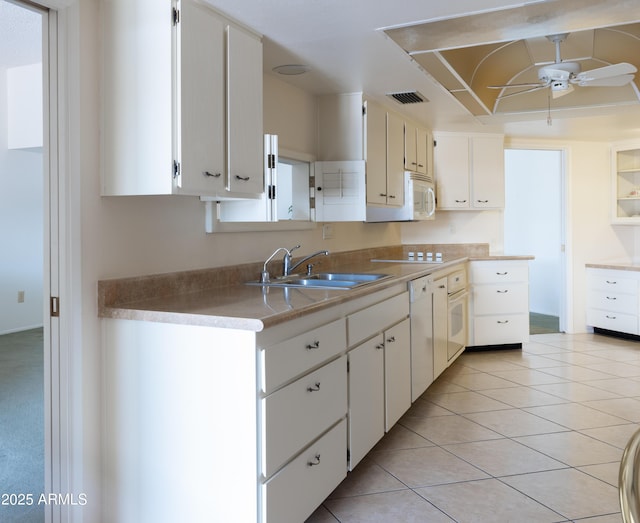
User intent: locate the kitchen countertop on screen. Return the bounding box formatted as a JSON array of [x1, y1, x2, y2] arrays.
[[98, 244, 534, 332], [586, 261, 640, 272]]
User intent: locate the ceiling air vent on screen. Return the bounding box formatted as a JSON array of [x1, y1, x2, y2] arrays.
[[386, 91, 428, 105]]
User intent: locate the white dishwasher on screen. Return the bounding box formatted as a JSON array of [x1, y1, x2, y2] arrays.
[[409, 275, 434, 402]]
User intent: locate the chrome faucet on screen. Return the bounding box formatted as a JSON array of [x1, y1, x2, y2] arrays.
[[283, 246, 329, 276]]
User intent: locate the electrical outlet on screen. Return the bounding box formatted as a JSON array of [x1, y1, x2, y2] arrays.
[[17, 291, 25, 303]]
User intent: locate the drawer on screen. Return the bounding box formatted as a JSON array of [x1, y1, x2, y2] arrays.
[[260, 318, 346, 394], [470, 262, 529, 284], [347, 292, 409, 347], [472, 314, 529, 345], [447, 269, 467, 294], [261, 356, 347, 479], [586, 308, 638, 335], [587, 269, 639, 294], [473, 283, 529, 314], [587, 290, 638, 314], [262, 419, 347, 523]]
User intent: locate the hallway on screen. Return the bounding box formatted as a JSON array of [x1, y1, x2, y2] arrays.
[[310, 332, 639, 522]]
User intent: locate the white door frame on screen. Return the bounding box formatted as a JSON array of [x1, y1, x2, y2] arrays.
[[504, 140, 571, 333]]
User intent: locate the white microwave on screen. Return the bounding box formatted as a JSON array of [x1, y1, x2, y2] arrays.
[[366, 172, 436, 222]]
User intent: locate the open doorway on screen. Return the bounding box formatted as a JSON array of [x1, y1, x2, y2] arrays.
[[504, 148, 566, 334], [0, 1, 45, 521]]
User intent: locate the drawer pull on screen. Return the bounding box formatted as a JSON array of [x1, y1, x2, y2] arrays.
[[496, 271, 508, 275], [497, 290, 509, 293], [606, 315, 617, 319], [455, 199, 467, 203], [307, 382, 321, 392], [606, 280, 617, 284], [606, 296, 617, 300], [306, 341, 320, 350], [386, 336, 396, 343], [235, 175, 251, 181], [497, 320, 510, 324], [204, 171, 221, 178], [307, 454, 321, 467], [476, 199, 489, 203]]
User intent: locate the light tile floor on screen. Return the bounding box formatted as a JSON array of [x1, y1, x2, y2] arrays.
[[307, 332, 640, 523]]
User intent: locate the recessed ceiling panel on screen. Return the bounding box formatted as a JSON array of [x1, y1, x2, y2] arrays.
[[412, 52, 465, 91]]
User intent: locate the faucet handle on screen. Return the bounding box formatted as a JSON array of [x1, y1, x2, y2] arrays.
[[289, 245, 301, 256]]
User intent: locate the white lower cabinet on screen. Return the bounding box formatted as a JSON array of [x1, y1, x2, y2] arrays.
[[433, 276, 449, 379], [347, 335, 384, 470], [346, 292, 411, 469], [586, 267, 640, 335], [468, 260, 530, 346]]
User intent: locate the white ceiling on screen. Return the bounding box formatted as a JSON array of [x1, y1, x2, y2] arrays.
[[203, 0, 640, 141], [0, 1, 42, 69]]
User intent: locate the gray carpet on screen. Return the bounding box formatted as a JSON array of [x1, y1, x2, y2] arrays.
[[530, 312, 560, 335], [0, 328, 44, 523]]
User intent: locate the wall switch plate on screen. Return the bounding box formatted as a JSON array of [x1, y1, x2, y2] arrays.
[[322, 223, 334, 239], [17, 291, 25, 303]]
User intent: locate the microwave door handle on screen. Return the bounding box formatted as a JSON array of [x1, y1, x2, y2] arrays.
[[427, 187, 436, 216]]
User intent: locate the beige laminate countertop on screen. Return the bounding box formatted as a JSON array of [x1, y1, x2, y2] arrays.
[[99, 258, 467, 332], [98, 243, 534, 332], [586, 261, 640, 272]]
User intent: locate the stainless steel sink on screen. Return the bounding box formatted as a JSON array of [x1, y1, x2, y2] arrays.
[[246, 272, 390, 290]]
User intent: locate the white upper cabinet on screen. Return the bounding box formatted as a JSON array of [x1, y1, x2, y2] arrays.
[[101, 0, 263, 197], [434, 133, 504, 210], [404, 122, 429, 175], [386, 111, 405, 207], [364, 101, 387, 206]]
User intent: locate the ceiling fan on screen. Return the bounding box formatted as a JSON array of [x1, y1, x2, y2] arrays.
[[489, 33, 637, 100]]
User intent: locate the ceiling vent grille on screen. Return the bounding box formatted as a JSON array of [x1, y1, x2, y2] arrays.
[[386, 91, 428, 104]]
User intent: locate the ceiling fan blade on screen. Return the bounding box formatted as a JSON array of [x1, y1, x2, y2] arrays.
[[496, 85, 548, 100], [575, 74, 635, 87], [575, 62, 637, 82], [488, 82, 545, 89]]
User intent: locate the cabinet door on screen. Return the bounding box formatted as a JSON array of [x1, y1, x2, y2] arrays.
[[101, 0, 173, 195], [435, 134, 470, 208], [384, 317, 411, 431], [416, 127, 428, 174], [178, 0, 226, 195], [365, 101, 388, 206], [315, 161, 366, 221], [348, 335, 385, 470], [433, 278, 448, 379], [471, 135, 504, 208], [386, 112, 405, 207], [227, 25, 264, 195], [404, 122, 418, 172]]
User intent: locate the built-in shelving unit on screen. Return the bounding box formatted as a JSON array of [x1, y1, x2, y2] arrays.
[[613, 144, 640, 224]]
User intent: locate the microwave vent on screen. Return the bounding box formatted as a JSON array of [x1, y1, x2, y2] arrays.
[[386, 91, 428, 105]]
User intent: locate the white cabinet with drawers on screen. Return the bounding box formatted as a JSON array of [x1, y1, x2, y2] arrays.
[[586, 267, 640, 335], [468, 260, 530, 347]]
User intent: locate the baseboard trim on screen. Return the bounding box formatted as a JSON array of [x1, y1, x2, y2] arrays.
[[465, 343, 522, 352]]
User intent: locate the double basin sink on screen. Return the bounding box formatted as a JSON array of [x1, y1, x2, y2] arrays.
[[247, 272, 391, 290]]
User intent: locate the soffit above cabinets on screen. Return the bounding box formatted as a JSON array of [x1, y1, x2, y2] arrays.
[[384, 1, 640, 119]]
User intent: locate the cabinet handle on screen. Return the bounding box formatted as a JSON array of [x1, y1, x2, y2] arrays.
[[235, 175, 251, 181], [375, 343, 385, 350], [497, 289, 509, 293], [307, 454, 321, 467], [204, 171, 221, 178], [455, 199, 467, 203], [476, 199, 489, 203], [411, 161, 417, 166], [306, 341, 320, 350], [606, 280, 617, 285], [386, 336, 396, 343], [606, 296, 617, 300], [388, 194, 396, 199], [307, 382, 321, 392], [497, 320, 510, 324], [379, 193, 387, 197], [606, 315, 617, 319], [418, 164, 424, 168], [496, 272, 508, 275]]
